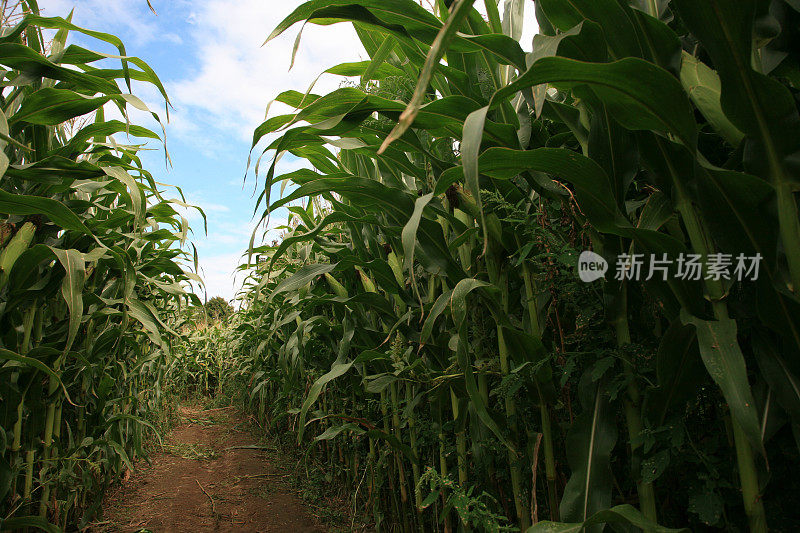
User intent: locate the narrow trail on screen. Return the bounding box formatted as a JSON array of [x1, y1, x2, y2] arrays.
[[97, 405, 326, 532]]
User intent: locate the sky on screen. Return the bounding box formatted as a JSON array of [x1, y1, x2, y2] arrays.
[[36, 0, 538, 303]]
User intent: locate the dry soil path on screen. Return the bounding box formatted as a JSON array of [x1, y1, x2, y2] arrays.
[[97, 405, 326, 532]]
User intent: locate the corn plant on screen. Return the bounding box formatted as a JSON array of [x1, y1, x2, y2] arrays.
[[171, 308, 236, 397], [0, 2, 201, 530], [186, 0, 800, 531]]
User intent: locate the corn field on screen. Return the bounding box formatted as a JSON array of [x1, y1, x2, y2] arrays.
[[217, 0, 800, 531], [3, 0, 800, 531], [0, 2, 201, 530]]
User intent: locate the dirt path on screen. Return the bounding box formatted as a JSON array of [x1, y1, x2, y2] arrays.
[[97, 405, 326, 532]]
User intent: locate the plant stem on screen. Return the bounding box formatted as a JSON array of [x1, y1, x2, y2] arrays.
[[488, 247, 532, 531], [406, 382, 424, 531], [517, 237, 559, 521], [24, 449, 34, 509], [437, 396, 452, 533], [539, 402, 560, 521], [673, 173, 768, 531], [450, 387, 467, 485], [776, 183, 800, 292], [390, 383, 411, 532], [614, 278, 658, 522], [732, 416, 768, 532]]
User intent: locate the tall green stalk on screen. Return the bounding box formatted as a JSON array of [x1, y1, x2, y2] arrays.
[[612, 279, 658, 522]]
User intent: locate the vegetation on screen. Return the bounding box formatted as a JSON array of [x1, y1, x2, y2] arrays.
[[204, 296, 233, 322], [191, 0, 800, 532], [3, 0, 800, 532], [0, 2, 201, 530]]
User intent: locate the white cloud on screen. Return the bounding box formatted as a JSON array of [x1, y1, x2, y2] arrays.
[[201, 201, 230, 213], [191, 251, 243, 302], [200, 216, 288, 251], [276, 155, 313, 174], [176, 196, 229, 227], [164, 0, 540, 154], [39, 0, 164, 48], [168, 0, 365, 144], [189, 214, 289, 302], [39, 0, 539, 152]]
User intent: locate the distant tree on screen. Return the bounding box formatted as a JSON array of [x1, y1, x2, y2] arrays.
[[205, 296, 233, 321]]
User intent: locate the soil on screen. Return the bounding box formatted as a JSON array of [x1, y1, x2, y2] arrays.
[[96, 405, 327, 533]]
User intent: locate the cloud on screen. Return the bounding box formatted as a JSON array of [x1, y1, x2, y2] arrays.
[[189, 214, 289, 302], [159, 188, 228, 231], [39, 0, 538, 153], [164, 0, 539, 156], [39, 0, 166, 48], [201, 216, 288, 250], [168, 0, 365, 144], [276, 155, 313, 174], [191, 251, 243, 302]]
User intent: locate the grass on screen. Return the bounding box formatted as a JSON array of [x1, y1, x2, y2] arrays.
[[179, 412, 229, 427], [159, 442, 218, 461]]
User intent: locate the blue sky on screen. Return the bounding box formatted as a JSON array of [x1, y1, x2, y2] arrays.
[[37, 0, 365, 301]]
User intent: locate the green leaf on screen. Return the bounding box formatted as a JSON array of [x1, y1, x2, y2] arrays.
[[380, 0, 477, 152], [681, 312, 764, 454], [420, 288, 453, 344], [528, 504, 689, 532], [314, 423, 366, 441], [366, 428, 419, 463], [558, 373, 617, 531], [402, 192, 434, 272], [587, 104, 639, 210], [640, 449, 670, 484], [0, 189, 92, 235], [456, 146, 631, 234], [451, 279, 515, 453], [0, 454, 10, 504], [106, 413, 164, 445], [0, 348, 72, 404], [268, 0, 523, 69], [688, 484, 724, 526], [462, 105, 491, 254], [267, 263, 337, 304], [501, 57, 697, 148], [270, 212, 377, 274], [103, 167, 144, 226], [49, 248, 85, 354], [674, 0, 800, 290], [679, 51, 744, 146], [360, 34, 396, 84], [298, 360, 354, 442], [537, 0, 642, 59], [673, 0, 800, 178], [0, 42, 119, 94], [647, 321, 704, 425], [753, 333, 800, 428], [0, 516, 61, 533], [9, 88, 110, 126], [126, 298, 164, 347]]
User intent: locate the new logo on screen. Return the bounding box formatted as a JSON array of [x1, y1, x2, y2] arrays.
[[578, 251, 608, 282]]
